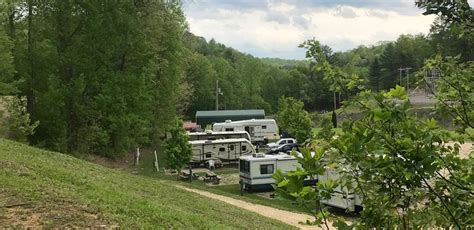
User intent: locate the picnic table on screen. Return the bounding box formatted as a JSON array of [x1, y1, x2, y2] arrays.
[[203, 171, 221, 184], [179, 171, 198, 181]]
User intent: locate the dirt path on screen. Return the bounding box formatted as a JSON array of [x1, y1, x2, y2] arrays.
[[447, 142, 472, 159], [175, 185, 334, 230]]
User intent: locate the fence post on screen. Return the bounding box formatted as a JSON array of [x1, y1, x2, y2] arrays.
[[154, 150, 159, 172], [135, 147, 140, 166]]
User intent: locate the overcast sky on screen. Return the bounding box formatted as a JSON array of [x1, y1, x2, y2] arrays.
[[182, 0, 472, 59]]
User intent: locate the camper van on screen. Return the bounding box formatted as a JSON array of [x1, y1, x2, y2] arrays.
[[189, 138, 255, 165], [239, 153, 307, 190], [188, 130, 251, 141], [318, 168, 363, 212], [213, 119, 279, 145]]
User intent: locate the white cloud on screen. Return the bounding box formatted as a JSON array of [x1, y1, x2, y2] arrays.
[[183, 1, 437, 59], [333, 6, 359, 18]]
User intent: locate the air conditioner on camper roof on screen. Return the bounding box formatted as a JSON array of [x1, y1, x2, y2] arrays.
[[252, 153, 265, 158], [225, 120, 232, 123]]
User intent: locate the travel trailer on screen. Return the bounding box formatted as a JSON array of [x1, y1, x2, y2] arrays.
[[189, 138, 255, 165], [318, 168, 363, 212], [239, 152, 362, 211], [239, 153, 313, 191], [188, 130, 251, 141], [213, 119, 279, 145]]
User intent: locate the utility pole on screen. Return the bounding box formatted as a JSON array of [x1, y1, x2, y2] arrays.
[[398, 67, 412, 91], [215, 80, 222, 110], [405, 67, 412, 92], [399, 68, 403, 86]]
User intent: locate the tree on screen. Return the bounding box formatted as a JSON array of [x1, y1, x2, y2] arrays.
[[273, 118, 339, 229], [332, 87, 472, 228], [184, 52, 216, 117], [1, 97, 39, 143], [422, 55, 474, 134], [368, 57, 382, 90], [275, 97, 313, 143], [0, 26, 15, 94], [163, 119, 193, 173], [429, 17, 474, 62], [276, 86, 473, 228], [416, 0, 473, 33], [0, 1, 187, 156]]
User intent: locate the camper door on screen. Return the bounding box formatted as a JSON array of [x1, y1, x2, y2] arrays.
[[228, 143, 238, 160], [244, 126, 255, 137]]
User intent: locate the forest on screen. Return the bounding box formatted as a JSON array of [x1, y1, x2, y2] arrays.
[[0, 0, 472, 158]]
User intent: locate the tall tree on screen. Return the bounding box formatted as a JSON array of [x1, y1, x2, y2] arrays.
[[276, 97, 313, 143], [368, 57, 381, 90], [0, 26, 15, 94]]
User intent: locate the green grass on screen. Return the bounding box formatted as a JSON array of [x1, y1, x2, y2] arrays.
[[312, 127, 343, 136], [0, 139, 295, 229], [136, 152, 311, 215], [135, 146, 362, 224]]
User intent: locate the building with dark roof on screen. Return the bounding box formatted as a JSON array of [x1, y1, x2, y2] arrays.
[[195, 109, 265, 128]]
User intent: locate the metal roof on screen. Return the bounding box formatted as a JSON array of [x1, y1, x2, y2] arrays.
[[196, 109, 265, 117], [239, 153, 296, 162], [189, 138, 251, 145]]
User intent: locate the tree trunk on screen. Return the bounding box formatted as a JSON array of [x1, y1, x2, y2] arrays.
[[26, 0, 35, 116]]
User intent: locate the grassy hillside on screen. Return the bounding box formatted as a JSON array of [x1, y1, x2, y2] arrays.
[[0, 139, 294, 229]]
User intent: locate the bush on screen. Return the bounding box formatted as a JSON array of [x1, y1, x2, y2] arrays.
[[163, 119, 192, 172], [1, 97, 38, 143]]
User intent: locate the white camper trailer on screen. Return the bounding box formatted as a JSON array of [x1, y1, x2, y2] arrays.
[[213, 119, 279, 145], [318, 168, 363, 212], [188, 130, 251, 141], [189, 138, 255, 165], [239, 153, 306, 190]]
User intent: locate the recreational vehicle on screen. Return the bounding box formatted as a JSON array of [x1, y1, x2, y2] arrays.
[[189, 138, 255, 165], [188, 130, 251, 141], [213, 119, 279, 145], [318, 168, 363, 212], [239, 153, 310, 191]]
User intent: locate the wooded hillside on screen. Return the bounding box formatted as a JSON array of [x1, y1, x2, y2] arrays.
[[0, 0, 472, 158]]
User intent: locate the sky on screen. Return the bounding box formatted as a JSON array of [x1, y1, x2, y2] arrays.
[[182, 0, 462, 59]]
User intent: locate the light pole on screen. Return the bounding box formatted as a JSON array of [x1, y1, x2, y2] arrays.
[[215, 80, 223, 110]]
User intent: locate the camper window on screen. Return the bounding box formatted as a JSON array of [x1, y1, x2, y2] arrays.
[[241, 145, 247, 151], [262, 125, 267, 129], [206, 153, 212, 158], [219, 147, 225, 152], [230, 145, 234, 150], [225, 128, 234, 131], [240, 160, 250, 173], [260, 164, 274, 174]]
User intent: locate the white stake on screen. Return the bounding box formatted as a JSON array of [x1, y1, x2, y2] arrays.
[[135, 147, 140, 166], [154, 150, 159, 172]]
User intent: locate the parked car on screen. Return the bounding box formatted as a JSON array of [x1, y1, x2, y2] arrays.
[[266, 138, 297, 149], [265, 143, 298, 155]]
